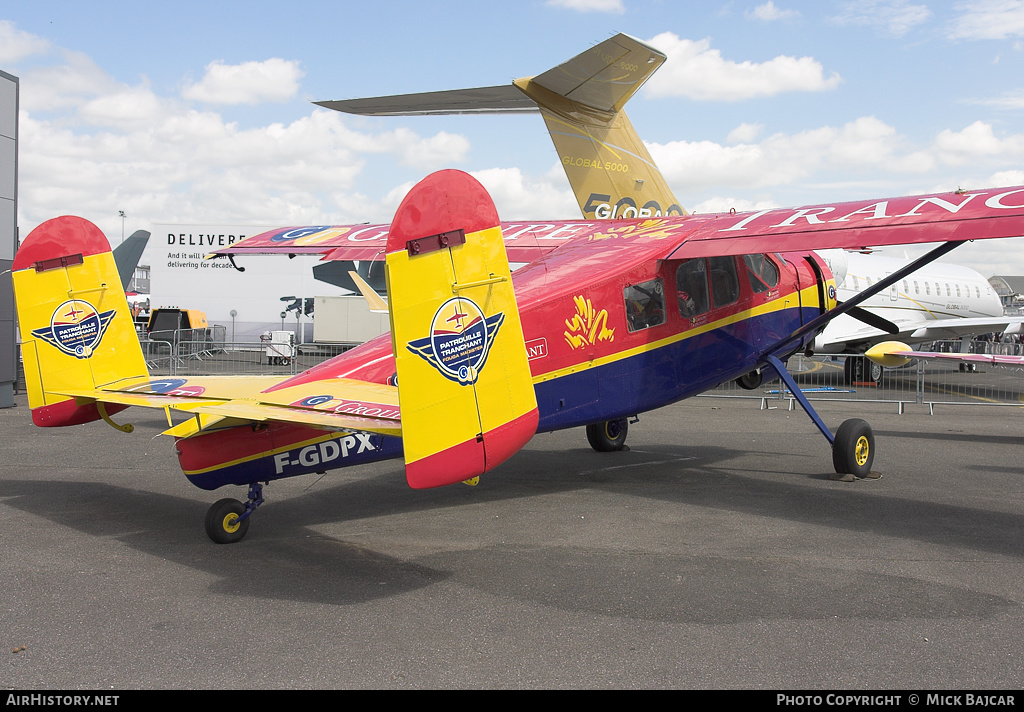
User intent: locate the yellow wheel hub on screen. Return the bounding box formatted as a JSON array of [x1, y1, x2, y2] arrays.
[[854, 436, 870, 467], [222, 513, 241, 534]]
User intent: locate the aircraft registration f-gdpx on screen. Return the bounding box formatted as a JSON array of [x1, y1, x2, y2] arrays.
[[12, 34, 1024, 544]]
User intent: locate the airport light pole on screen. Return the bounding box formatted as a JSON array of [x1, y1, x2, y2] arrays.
[[118, 210, 126, 244]]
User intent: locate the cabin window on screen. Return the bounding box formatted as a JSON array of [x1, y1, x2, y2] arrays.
[[743, 254, 779, 293], [676, 260, 710, 318], [976, 286, 981, 298], [925, 283, 930, 295], [914, 281, 919, 294], [623, 278, 666, 332], [903, 280, 909, 293], [956, 285, 961, 297], [945, 284, 951, 296], [709, 256, 740, 308]]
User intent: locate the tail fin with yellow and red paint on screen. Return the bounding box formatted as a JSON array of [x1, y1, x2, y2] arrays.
[[385, 170, 539, 489], [12, 216, 149, 427]]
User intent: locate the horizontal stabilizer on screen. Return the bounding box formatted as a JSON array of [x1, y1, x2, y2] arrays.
[[318, 33, 685, 220], [317, 85, 537, 116]]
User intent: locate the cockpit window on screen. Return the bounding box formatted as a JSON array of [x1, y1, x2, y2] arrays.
[[623, 278, 666, 332], [676, 259, 710, 318], [709, 256, 740, 308], [743, 254, 779, 293]]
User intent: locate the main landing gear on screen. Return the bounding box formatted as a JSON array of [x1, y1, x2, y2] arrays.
[[843, 355, 883, 385], [586, 417, 630, 452], [764, 355, 879, 482], [205, 482, 265, 544]]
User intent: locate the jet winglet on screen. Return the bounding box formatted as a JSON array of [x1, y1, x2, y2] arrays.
[[385, 170, 538, 489]]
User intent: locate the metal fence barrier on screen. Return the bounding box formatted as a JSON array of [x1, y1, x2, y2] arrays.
[[703, 339, 1024, 412], [141, 332, 356, 377]]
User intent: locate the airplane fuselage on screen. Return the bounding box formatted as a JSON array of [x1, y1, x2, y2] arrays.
[[176, 236, 834, 489]]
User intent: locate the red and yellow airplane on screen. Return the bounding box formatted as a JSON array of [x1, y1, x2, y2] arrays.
[[13, 35, 1024, 544]]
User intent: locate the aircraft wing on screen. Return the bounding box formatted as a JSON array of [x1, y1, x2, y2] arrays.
[[815, 314, 1024, 352], [866, 341, 1024, 368], [662, 187, 1024, 258], [209, 221, 591, 263]]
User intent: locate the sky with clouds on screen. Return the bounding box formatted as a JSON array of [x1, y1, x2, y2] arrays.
[[4, 0, 1024, 275]]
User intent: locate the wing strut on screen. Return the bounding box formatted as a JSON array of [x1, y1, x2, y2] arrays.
[[757, 240, 968, 481], [769, 240, 967, 360]]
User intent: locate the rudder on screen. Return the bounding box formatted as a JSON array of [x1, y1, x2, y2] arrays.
[[385, 170, 538, 489], [13, 216, 149, 426]]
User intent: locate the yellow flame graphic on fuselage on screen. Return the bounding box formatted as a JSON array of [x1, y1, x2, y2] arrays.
[[564, 295, 615, 350]]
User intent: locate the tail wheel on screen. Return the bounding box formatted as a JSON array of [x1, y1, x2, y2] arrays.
[[832, 418, 874, 478], [586, 418, 629, 452], [205, 498, 250, 544]]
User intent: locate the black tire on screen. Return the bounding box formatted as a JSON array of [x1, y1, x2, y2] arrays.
[[868, 360, 883, 384], [832, 418, 874, 477], [205, 498, 250, 544], [586, 418, 628, 452], [736, 370, 763, 390]]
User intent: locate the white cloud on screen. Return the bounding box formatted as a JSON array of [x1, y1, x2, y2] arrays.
[[967, 88, 1024, 108], [948, 0, 1024, 40], [643, 33, 841, 101], [181, 58, 305, 105], [0, 20, 49, 64], [470, 166, 577, 220], [360, 127, 471, 170], [727, 123, 764, 143], [545, 0, 625, 13], [746, 2, 801, 21], [829, 0, 932, 38], [934, 120, 1024, 164], [647, 116, 1024, 213], [16, 53, 474, 239], [18, 50, 121, 113]]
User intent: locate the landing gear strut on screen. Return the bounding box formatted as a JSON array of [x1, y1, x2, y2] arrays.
[[205, 482, 265, 544], [586, 417, 629, 452], [765, 355, 878, 481]]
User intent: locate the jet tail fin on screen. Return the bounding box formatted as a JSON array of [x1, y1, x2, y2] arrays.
[[13, 217, 149, 427], [385, 170, 538, 489], [317, 33, 685, 219]]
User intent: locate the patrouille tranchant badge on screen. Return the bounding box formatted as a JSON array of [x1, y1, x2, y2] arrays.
[[32, 299, 116, 359], [407, 297, 504, 385]]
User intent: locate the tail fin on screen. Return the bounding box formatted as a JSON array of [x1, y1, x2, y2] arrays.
[[13, 216, 149, 426], [385, 170, 538, 489], [317, 33, 685, 220]]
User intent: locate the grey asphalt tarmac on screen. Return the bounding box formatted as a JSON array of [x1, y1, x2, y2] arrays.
[[1, 393, 1022, 690]]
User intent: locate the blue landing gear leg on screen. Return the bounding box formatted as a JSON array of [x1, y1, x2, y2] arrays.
[[205, 482, 265, 544], [764, 355, 877, 481]]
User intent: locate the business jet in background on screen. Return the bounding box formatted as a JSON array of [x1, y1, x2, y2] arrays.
[[814, 249, 1021, 383]]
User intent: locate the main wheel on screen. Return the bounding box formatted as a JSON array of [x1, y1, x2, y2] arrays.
[[586, 418, 629, 452], [736, 370, 763, 390], [205, 498, 250, 544], [832, 418, 874, 478]]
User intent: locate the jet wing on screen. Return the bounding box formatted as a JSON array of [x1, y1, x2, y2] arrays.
[[816, 314, 1024, 352]]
